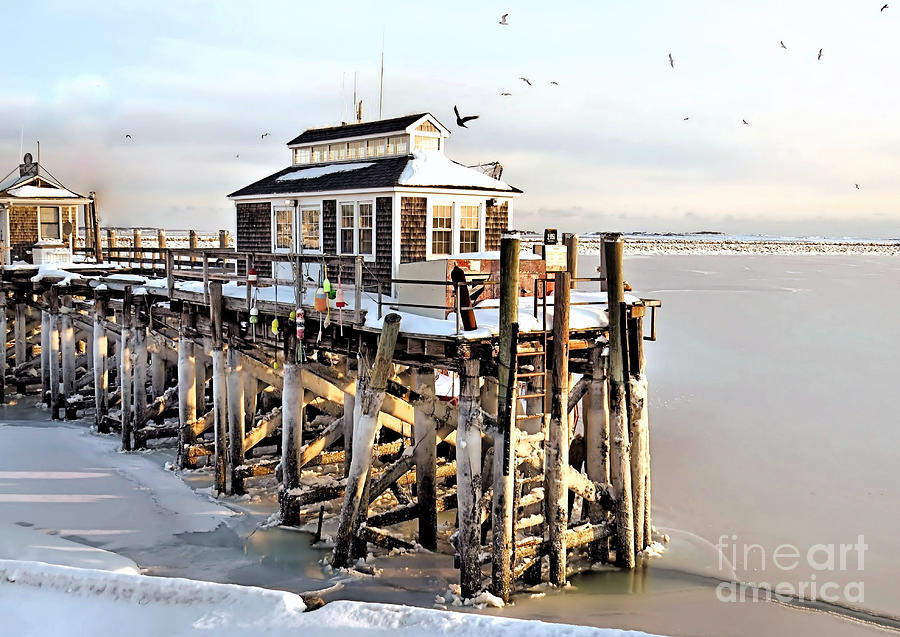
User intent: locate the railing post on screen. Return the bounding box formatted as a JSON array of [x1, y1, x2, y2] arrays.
[[166, 250, 175, 299], [354, 256, 363, 324]]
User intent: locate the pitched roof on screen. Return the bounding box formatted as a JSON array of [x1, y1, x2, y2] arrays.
[[287, 113, 436, 146], [229, 152, 523, 198], [0, 170, 88, 201]]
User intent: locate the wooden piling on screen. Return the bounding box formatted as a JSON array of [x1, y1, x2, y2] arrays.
[[48, 288, 61, 420], [603, 233, 635, 568], [583, 346, 610, 560], [93, 292, 109, 432], [332, 313, 402, 569], [120, 287, 134, 450], [547, 270, 571, 585], [457, 358, 483, 597], [628, 314, 651, 552], [132, 297, 148, 438], [40, 307, 50, 406], [59, 295, 76, 413], [227, 345, 246, 495], [209, 282, 227, 494], [218, 230, 228, 248], [491, 235, 520, 602], [565, 233, 579, 289], [0, 292, 6, 404], [177, 306, 197, 469], [413, 367, 438, 551], [14, 299, 26, 367]]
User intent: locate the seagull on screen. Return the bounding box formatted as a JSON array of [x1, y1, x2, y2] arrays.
[[881, 4, 888, 11], [742, 119, 750, 125], [550, 81, 559, 86], [499, 13, 509, 25], [125, 134, 132, 139], [855, 183, 860, 189], [683, 116, 690, 120], [500, 92, 512, 96], [669, 53, 675, 68], [780, 40, 787, 50], [818, 48, 823, 61], [236, 153, 240, 158], [453, 105, 480, 128], [520, 77, 532, 86], [261, 132, 271, 139]]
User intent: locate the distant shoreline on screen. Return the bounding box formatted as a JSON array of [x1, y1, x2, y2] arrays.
[[519, 234, 900, 256]]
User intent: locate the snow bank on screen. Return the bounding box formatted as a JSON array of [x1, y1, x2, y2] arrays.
[[398, 150, 513, 191], [30, 264, 85, 286], [0, 525, 139, 574], [0, 560, 663, 637]]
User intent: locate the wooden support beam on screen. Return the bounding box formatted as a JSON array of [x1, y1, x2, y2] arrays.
[[0, 292, 6, 404], [48, 289, 61, 419], [457, 358, 484, 598], [604, 233, 635, 569], [209, 282, 227, 494], [567, 375, 590, 414], [243, 408, 282, 453], [628, 315, 651, 552], [357, 526, 414, 552], [93, 292, 109, 432], [176, 305, 197, 469], [40, 307, 50, 406], [280, 356, 304, 523], [546, 270, 571, 586], [332, 313, 401, 569], [492, 235, 519, 602], [14, 301, 27, 367], [119, 288, 134, 450], [132, 297, 149, 440], [413, 368, 437, 550], [368, 452, 414, 501], [227, 345, 246, 495]]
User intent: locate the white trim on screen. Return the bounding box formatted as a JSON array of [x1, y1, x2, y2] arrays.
[[37, 205, 63, 242], [230, 186, 521, 203], [271, 205, 294, 253]]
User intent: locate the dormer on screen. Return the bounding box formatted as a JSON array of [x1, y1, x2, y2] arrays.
[[286, 113, 450, 166]]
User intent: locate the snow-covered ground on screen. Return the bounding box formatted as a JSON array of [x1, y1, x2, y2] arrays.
[[0, 560, 659, 637]]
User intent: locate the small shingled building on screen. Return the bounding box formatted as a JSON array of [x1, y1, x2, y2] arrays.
[[0, 153, 91, 264], [228, 113, 523, 283]]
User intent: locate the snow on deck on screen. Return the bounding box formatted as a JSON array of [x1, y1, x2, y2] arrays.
[[0, 560, 664, 637]]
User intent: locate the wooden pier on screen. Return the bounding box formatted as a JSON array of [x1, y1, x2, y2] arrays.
[[1, 231, 661, 602]]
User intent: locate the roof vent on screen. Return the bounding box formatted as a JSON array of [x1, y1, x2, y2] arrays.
[[19, 153, 37, 178]]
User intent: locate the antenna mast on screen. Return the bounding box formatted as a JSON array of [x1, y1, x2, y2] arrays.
[[379, 29, 385, 119]]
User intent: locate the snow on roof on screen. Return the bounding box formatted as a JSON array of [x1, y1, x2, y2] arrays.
[[276, 162, 376, 182], [8, 185, 80, 198], [398, 150, 513, 191]]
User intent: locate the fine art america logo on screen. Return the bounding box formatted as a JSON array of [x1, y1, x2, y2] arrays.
[[715, 535, 867, 604]]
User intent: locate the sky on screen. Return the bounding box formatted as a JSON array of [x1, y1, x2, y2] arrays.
[[2, 0, 900, 238]]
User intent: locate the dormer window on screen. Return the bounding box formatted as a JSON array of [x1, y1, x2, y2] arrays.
[[312, 145, 328, 162], [387, 135, 408, 155], [414, 135, 440, 151], [294, 148, 311, 165], [348, 140, 366, 159], [367, 138, 386, 157]]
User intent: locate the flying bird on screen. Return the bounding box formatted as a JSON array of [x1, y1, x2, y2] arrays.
[[125, 134, 132, 139], [881, 4, 888, 11], [500, 92, 512, 96], [818, 48, 823, 60], [499, 13, 509, 25], [520, 77, 532, 86], [780, 40, 787, 50], [855, 183, 860, 189], [261, 132, 271, 139], [550, 81, 559, 86], [742, 119, 750, 125], [453, 105, 480, 128], [669, 53, 675, 68], [683, 117, 690, 121]]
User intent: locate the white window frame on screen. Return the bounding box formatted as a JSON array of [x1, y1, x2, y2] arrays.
[[37, 206, 62, 241], [300, 204, 323, 254], [337, 199, 376, 262], [425, 199, 485, 258], [272, 206, 294, 253]]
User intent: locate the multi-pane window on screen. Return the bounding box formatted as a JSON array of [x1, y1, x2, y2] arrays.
[[367, 137, 386, 157], [414, 135, 440, 151], [432, 204, 452, 255], [340, 203, 355, 253], [329, 143, 347, 161], [358, 203, 373, 255], [348, 140, 366, 160], [39, 207, 61, 240], [387, 135, 408, 155], [294, 148, 311, 164], [301, 207, 321, 251], [312, 145, 328, 163], [274, 208, 293, 250], [459, 205, 480, 253]]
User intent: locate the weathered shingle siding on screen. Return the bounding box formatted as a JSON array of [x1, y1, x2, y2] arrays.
[[485, 201, 509, 251], [400, 197, 427, 264], [366, 196, 393, 288], [322, 200, 337, 254], [235, 202, 272, 276]]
